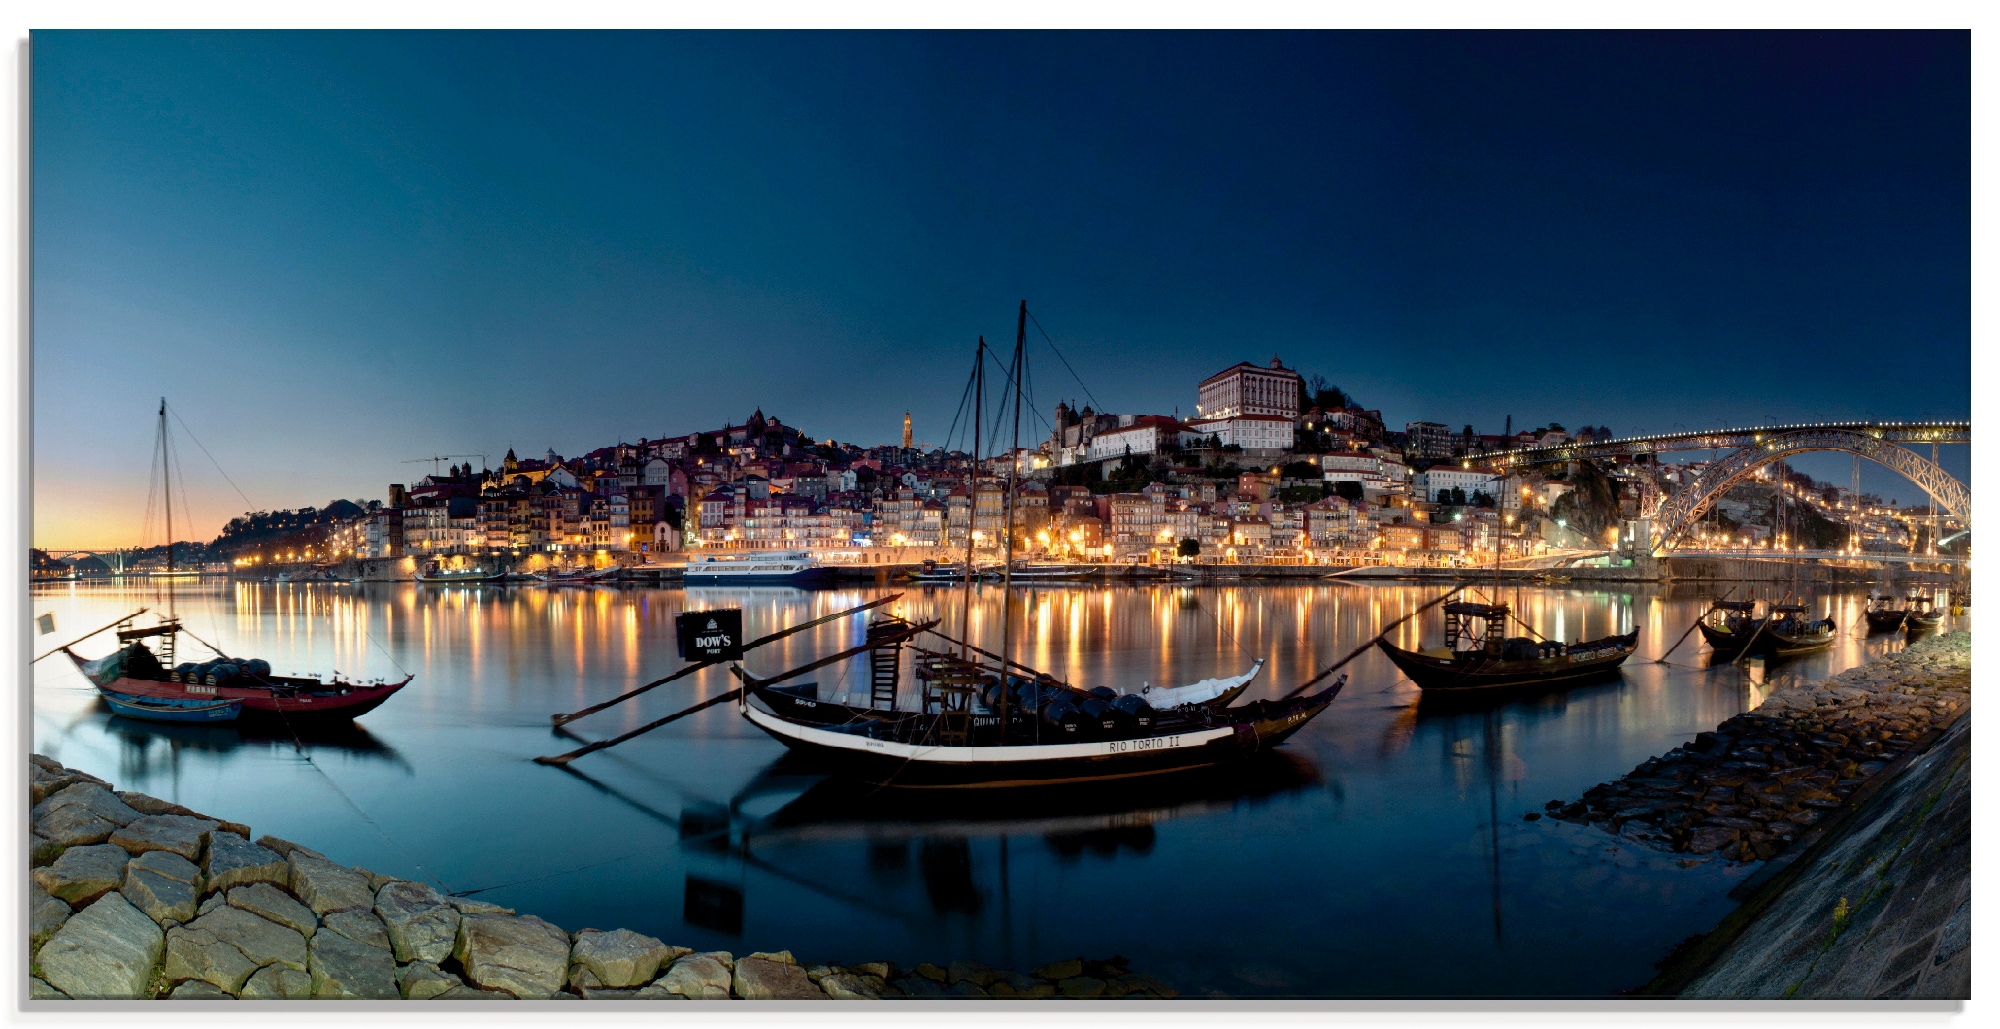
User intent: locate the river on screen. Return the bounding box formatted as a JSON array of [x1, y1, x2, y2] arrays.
[[28, 579, 1960, 997]]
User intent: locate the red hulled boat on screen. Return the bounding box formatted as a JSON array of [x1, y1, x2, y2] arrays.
[[67, 617, 411, 722]]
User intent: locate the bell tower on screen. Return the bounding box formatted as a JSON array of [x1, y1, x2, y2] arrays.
[[902, 411, 913, 450]]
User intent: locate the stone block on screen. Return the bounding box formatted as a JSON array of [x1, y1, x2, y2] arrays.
[[203, 832, 288, 894], [571, 927, 674, 988], [322, 908, 391, 950], [34, 783, 142, 827], [453, 912, 571, 999], [109, 814, 219, 862], [33, 805, 121, 849], [289, 851, 375, 915], [189, 905, 309, 971], [36, 892, 166, 999], [163, 924, 262, 994], [654, 953, 733, 998], [31, 882, 72, 954], [733, 955, 822, 999], [227, 881, 318, 937], [125, 867, 202, 924], [239, 964, 314, 1000], [308, 926, 399, 999], [374, 879, 459, 964], [33, 843, 130, 905]]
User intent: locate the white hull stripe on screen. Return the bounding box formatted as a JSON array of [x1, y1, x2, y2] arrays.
[[743, 701, 1235, 763]]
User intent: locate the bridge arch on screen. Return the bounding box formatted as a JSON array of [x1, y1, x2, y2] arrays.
[[1651, 428, 1968, 553]]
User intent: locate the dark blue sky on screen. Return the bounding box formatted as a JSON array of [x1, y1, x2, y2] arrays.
[[33, 31, 1968, 544]]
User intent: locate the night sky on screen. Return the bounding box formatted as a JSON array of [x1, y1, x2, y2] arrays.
[[32, 30, 1969, 546]]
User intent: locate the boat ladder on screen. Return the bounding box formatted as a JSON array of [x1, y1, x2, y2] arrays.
[[867, 616, 908, 711]]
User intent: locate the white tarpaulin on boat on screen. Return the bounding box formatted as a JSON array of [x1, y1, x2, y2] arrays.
[[1134, 658, 1263, 709]]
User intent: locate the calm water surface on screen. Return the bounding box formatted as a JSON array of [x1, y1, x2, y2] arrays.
[[30, 579, 1958, 997]]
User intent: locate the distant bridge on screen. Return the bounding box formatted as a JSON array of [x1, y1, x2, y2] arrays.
[[1475, 421, 1970, 557]]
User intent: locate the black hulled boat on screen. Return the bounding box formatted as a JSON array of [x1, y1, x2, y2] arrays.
[[1376, 601, 1638, 693], [1697, 599, 1767, 655], [1761, 604, 1837, 656], [736, 654, 1343, 789], [1863, 591, 1910, 634], [1904, 595, 1944, 634]]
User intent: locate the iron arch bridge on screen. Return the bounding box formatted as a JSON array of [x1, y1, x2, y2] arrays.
[[1473, 421, 1969, 555]]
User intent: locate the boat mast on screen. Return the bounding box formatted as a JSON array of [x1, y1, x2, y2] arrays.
[[960, 338, 985, 659], [160, 398, 173, 576], [998, 301, 1027, 739]]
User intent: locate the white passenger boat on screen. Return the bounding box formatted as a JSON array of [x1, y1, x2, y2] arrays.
[[683, 550, 835, 586]]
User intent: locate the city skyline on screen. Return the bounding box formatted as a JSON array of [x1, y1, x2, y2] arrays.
[[33, 31, 1969, 547]]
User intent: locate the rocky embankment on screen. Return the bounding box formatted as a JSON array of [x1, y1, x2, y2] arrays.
[[1669, 715, 1969, 998], [1536, 632, 1970, 862], [29, 758, 1175, 1001]]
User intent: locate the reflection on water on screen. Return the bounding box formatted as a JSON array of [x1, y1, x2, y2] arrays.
[[29, 579, 1962, 997]]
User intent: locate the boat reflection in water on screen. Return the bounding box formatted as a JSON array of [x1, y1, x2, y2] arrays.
[[99, 709, 412, 780], [560, 747, 1322, 927]]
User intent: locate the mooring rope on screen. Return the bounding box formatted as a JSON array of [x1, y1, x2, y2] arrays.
[[264, 698, 452, 895]]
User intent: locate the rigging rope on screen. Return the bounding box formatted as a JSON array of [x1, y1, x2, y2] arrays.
[[1027, 310, 1104, 414], [265, 697, 453, 895], [168, 403, 257, 511]]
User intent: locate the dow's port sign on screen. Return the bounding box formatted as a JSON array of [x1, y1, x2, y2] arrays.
[[677, 609, 744, 661]]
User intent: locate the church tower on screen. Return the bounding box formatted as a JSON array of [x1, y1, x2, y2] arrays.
[[902, 411, 913, 450]]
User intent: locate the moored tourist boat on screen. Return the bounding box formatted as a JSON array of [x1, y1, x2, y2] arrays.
[[415, 562, 505, 584], [1377, 601, 1638, 692], [684, 550, 834, 586]]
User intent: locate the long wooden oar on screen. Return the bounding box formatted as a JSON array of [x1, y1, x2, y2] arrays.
[[1732, 590, 1791, 667], [1281, 585, 1466, 700], [534, 618, 937, 766], [551, 594, 902, 726], [1655, 586, 1735, 663]]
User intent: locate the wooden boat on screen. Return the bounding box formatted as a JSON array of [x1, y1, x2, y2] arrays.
[[755, 654, 1265, 729], [543, 567, 619, 586], [1863, 592, 1910, 634], [738, 656, 1343, 789], [66, 617, 411, 722], [1760, 604, 1836, 656], [1696, 600, 1766, 655], [982, 561, 1095, 583], [1904, 595, 1944, 633], [908, 560, 976, 583], [1377, 601, 1638, 692], [102, 689, 242, 723]]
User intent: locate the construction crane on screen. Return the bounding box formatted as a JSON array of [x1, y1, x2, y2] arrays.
[[402, 453, 488, 476]]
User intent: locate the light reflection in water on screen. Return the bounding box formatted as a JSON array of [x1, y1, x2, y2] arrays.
[[29, 579, 1960, 998]]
